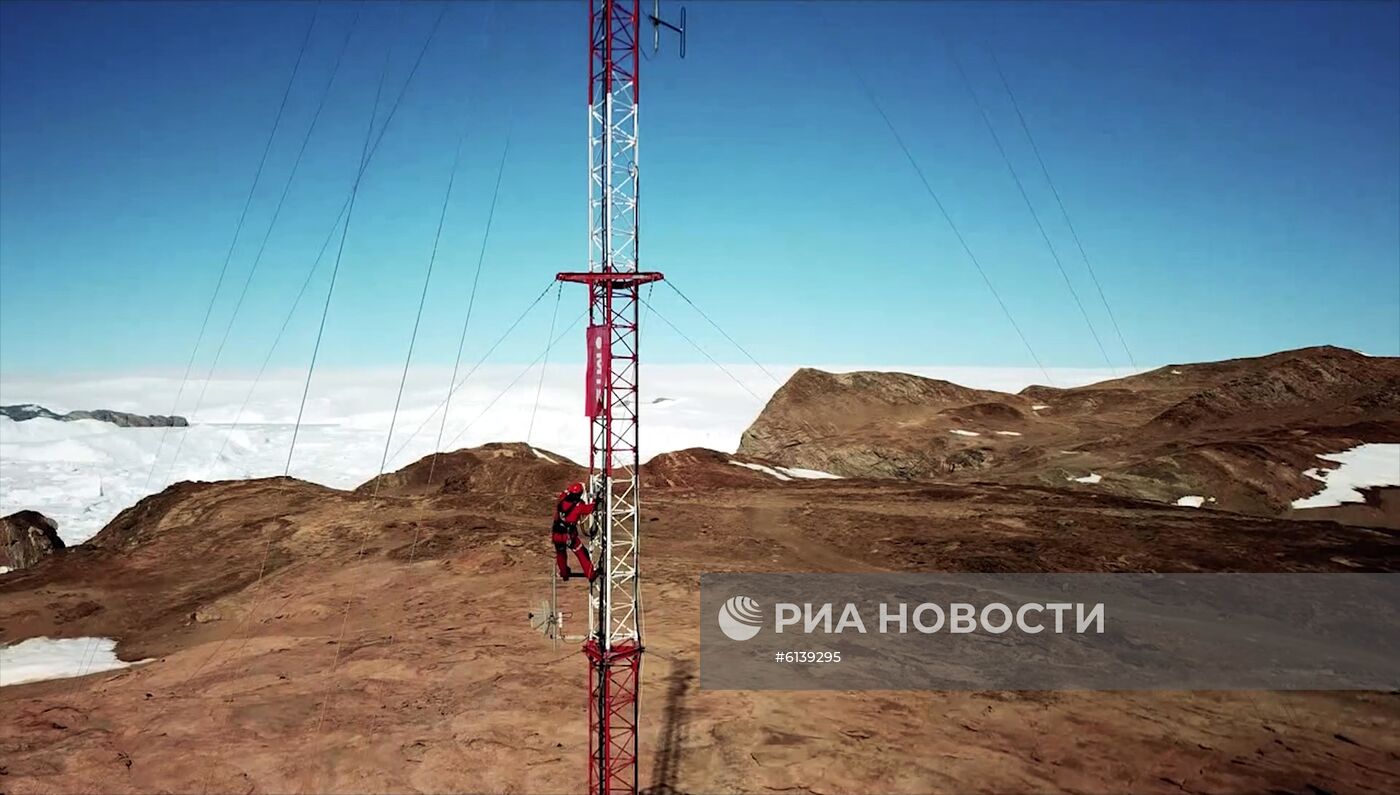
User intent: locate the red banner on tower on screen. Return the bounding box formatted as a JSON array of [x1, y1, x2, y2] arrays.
[[586, 324, 611, 418]]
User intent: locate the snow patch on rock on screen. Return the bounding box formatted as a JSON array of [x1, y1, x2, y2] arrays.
[[728, 461, 840, 481], [1175, 495, 1206, 508], [729, 461, 793, 481], [950, 429, 981, 437], [1069, 473, 1103, 484], [1292, 444, 1400, 509], [776, 466, 842, 480], [1, 637, 149, 687]]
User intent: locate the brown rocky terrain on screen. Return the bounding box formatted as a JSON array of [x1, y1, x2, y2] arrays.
[[739, 346, 1400, 527], [2, 442, 1399, 794]]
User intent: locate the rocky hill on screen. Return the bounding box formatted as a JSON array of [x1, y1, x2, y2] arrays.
[[355, 442, 583, 518], [739, 347, 1400, 525], [0, 404, 188, 427]]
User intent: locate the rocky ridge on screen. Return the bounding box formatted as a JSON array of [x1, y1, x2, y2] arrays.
[[0, 404, 188, 427], [739, 347, 1400, 524]]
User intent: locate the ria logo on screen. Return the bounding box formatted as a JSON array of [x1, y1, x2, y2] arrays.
[[717, 595, 763, 641]]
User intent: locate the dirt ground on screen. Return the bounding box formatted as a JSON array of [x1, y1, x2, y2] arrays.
[[2, 453, 1399, 794]]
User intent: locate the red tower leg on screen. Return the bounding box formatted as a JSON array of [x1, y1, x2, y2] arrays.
[[585, 640, 643, 792]]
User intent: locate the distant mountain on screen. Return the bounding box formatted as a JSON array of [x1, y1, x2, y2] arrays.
[[738, 346, 1400, 526], [0, 403, 188, 427]]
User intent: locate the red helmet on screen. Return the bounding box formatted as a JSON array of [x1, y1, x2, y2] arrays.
[[567, 482, 585, 495]]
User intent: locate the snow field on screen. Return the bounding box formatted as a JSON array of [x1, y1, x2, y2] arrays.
[[0, 365, 1118, 545]]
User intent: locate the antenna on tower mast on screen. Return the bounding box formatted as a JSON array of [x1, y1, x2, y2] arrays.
[[649, 0, 686, 58]]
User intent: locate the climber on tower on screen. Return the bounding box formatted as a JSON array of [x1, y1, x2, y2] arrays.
[[552, 481, 599, 582]]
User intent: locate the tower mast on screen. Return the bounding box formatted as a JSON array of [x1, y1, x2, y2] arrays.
[[556, 1, 681, 792]]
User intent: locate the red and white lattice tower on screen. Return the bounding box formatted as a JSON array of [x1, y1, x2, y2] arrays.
[[556, 1, 681, 792]]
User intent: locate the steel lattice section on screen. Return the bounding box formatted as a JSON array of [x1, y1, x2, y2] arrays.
[[585, 641, 642, 792], [570, 2, 651, 793], [586, 0, 643, 653]]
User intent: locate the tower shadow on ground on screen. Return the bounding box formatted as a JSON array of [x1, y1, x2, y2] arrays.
[[641, 657, 694, 795]]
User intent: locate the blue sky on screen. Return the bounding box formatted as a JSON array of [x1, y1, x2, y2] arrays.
[[1, 0, 1397, 378]]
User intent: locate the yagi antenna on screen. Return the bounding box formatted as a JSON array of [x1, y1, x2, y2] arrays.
[[649, 0, 686, 58]]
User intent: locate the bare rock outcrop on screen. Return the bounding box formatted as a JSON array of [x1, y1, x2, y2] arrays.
[[2, 510, 66, 571]]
